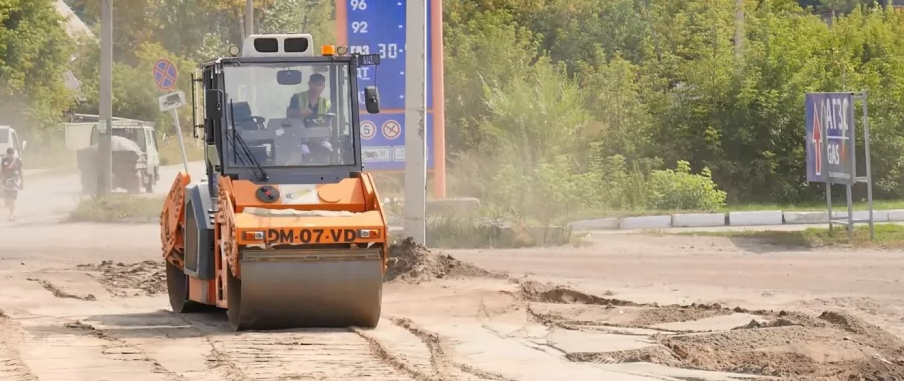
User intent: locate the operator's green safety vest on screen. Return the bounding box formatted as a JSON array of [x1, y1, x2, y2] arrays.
[[295, 91, 331, 115]]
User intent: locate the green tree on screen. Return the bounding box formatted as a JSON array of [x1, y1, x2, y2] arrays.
[[0, 0, 76, 140], [50, 0, 904, 211], [442, 8, 538, 151]]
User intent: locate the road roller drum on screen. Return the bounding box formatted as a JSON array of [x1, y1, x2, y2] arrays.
[[226, 248, 383, 330]]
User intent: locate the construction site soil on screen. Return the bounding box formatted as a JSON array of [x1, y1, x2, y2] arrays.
[[2, 166, 904, 380], [0, 232, 897, 380]]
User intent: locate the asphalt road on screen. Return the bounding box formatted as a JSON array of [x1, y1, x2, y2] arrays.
[[13, 161, 207, 225]]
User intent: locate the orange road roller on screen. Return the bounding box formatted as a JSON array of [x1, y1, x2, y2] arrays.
[[159, 33, 389, 331]]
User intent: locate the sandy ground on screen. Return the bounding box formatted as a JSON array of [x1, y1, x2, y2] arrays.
[[0, 163, 903, 380]]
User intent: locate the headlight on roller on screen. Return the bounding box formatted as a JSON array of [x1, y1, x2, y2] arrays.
[[358, 229, 379, 238], [243, 231, 265, 241]]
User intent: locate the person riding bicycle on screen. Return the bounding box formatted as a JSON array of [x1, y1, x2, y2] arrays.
[[1, 148, 23, 221]]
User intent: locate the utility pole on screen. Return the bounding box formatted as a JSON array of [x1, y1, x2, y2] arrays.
[[98, 0, 113, 195], [245, 0, 254, 38], [734, 0, 744, 61], [403, 0, 428, 244]]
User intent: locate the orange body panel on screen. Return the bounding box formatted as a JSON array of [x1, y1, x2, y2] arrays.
[[194, 173, 388, 309], [188, 277, 212, 304], [160, 172, 191, 267], [229, 178, 368, 212]]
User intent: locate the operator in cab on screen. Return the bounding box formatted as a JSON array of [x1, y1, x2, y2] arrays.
[[286, 73, 333, 119], [283, 72, 335, 165]]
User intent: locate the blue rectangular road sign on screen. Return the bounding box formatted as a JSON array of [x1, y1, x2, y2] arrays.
[[345, 0, 435, 171], [804, 92, 855, 184], [357, 113, 433, 168]]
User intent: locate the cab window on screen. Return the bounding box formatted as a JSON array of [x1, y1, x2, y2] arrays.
[[145, 129, 157, 151], [135, 128, 147, 149], [10, 130, 19, 152]]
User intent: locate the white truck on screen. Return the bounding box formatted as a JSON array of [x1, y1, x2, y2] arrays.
[[66, 119, 161, 193], [0, 126, 27, 161]]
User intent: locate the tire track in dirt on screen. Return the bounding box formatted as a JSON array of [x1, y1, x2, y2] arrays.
[[351, 327, 435, 381], [59, 312, 238, 381], [387, 317, 459, 378], [62, 320, 188, 380], [26, 278, 97, 301], [0, 309, 38, 381], [387, 317, 515, 381], [17, 317, 179, 381], [178, 313, 418, 381], [204, 329, 415, 380], [201, 334, 250, 381]]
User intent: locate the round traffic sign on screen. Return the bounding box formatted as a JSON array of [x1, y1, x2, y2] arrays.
[[382, 120, 401, 140], [360, 120, 376, 140], [153, 59, 178, 91]]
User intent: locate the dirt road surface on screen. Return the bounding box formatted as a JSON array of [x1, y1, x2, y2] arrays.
[[1, 163, 903, 380]]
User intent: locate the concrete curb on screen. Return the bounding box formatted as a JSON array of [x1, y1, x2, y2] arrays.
[[728, 211, 783, 226], [888, 210, 904, 222], [782, 211, 830, 225], [834, 210, 889, 222], [568, 218, 620, 230], [568, 208, 898, 231], [671, 213, 726, 228], [619, 215, 672, 230]]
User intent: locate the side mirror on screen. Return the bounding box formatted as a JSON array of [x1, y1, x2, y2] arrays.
[[20, 141, 26, 153], [364, 86, 380, 114], [205, 89, 223, 119]]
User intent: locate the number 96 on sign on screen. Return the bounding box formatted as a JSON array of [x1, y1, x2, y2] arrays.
[[350, 0, 367, 11]]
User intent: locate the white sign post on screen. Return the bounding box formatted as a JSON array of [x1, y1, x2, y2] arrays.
[[404, 0, 428, 245], [158, 90, 189, 173], [153, 58, 189, 173]]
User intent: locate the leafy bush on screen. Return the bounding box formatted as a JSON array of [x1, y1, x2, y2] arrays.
[[645, 161, 727, 211], [585, 154, 661, 211], [68, 194, 163, 223], [425, 212, 571, 249]]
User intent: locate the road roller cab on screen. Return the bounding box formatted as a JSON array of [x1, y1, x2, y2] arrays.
[[160, 33, 388, 331]]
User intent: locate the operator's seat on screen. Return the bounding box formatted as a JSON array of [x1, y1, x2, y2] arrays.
[[231, 101, 263, 130]]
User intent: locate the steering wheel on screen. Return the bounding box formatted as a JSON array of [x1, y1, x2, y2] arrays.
[[302, 113, 337, 128], [249, 116, 266, 129], [237, 116, 266, 130]]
